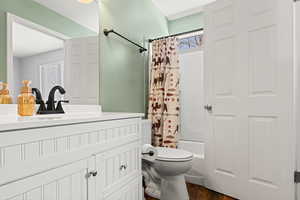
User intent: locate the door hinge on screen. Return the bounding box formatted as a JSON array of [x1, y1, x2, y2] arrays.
[[294, 171, 300, 183]]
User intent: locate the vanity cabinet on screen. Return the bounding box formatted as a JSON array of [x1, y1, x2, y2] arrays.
[[0, 116, 143, 200], [0, 159, 90, 200]]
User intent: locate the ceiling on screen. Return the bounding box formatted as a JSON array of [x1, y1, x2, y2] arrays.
[[32, 0, 99, 33], [31, 0, 211, 31], [152, 0, 216, 20], [13, 22, 64, 58]]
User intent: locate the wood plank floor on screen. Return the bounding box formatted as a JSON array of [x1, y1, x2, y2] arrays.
[[145, 183, 237, 200]]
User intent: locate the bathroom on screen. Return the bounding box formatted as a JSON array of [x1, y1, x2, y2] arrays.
[[0, 0, 299, 200]]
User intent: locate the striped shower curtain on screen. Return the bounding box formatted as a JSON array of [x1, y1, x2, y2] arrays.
[[148, 37, 180, 148]]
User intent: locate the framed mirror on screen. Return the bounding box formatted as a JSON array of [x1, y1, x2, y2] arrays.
[[1, 0, 99, 105]]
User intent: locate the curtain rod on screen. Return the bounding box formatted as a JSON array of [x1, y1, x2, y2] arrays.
[[148, 28, 204, 43], [103, 29, 147, 53]]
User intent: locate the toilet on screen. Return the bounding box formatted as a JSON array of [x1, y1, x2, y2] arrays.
[[143, 147, 194, 200]]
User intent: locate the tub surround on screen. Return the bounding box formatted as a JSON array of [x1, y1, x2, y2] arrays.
[[0, 105, 143, 200]]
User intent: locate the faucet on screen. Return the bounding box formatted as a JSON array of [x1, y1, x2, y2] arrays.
[[32, 88, 43, 104], [32, 88, 47, 114], [46, 86, 66, 111], [32, 86, 69, 114], [46, 86, 69, 114]]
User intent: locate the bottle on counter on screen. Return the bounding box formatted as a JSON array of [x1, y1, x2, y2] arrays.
[[0, 82, 13, 104], [18, 80, 36, 116]]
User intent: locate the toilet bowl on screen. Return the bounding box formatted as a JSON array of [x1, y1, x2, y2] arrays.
[[143, 147, 193, 200]]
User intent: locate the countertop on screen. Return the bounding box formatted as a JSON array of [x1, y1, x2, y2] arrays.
[[0, 112, 144, 132]]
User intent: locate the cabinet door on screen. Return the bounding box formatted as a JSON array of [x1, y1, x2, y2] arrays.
[[95, 142, 141, 199], [103, 176, 141, 200], [0, 159, 89, 200]]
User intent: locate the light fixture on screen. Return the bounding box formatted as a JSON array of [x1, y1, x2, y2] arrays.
[[78, 0, 95, 4]]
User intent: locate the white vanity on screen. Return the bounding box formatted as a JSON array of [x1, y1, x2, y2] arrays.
[[0, 105, 143, 200]]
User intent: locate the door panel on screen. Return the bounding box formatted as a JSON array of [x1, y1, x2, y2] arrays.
[[296, 1, 300, 199], [0, 159, 89, 200], [64, 36, 99, 105], [205, 0, 243, 198], [205, 0, 294, 199], [40, 61, 64, 100], [243, 0, 294, 199]]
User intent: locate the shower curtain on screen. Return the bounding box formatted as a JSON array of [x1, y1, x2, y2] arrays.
[[148, 37, 180, 148]]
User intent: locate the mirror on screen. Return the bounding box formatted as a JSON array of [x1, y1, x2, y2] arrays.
[[1, 0, 99, 105]]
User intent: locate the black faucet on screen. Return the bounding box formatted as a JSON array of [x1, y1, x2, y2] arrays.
[[32, 86, 69, 115], [45, 86, 69, 114], [46, 86, 66, 111], [32, 88, 43, 104], [32, 88, 47, 114]]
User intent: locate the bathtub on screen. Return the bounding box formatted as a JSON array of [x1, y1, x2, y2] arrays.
[[178, 140, 206, 186]]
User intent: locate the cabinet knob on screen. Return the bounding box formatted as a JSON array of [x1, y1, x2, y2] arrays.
[[86, 170, 98, 178], [204, 105, 213, 112], [120, 164, 127, 171]]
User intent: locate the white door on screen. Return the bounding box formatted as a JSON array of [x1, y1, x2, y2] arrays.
[[64, 36, 99, 105], [204, 0, 294, 199], [40, 61, 64, 100], [295, 1, 300, 199], [0, 159, 90, 200]]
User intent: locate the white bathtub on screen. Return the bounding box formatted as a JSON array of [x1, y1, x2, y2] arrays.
[[178, 140, 206, 186]]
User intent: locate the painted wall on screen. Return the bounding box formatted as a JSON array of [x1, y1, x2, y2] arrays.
[[99, 0, 169, 113], [0, 0, 96, 82], [168, 12, 204, 35]]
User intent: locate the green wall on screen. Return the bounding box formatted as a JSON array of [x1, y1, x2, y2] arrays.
[[168, 12, 204, 35], [0, 0, 96, 82], [99, 0, 169, 113]]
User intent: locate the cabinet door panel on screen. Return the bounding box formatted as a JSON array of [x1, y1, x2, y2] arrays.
[[95, 142, 141, 198], [0, 159, 89, 200], [103, 176, 141, 200]]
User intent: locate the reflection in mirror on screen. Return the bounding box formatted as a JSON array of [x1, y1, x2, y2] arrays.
[[12, 21, 65, 102], [3, 0, 99, 105]]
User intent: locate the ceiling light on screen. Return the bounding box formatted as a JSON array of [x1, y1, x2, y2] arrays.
[[78, 0, 95, 4]]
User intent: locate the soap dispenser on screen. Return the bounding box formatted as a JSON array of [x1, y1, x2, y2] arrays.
[[0, 83, 13, 104], [18, 80, 36, 116]]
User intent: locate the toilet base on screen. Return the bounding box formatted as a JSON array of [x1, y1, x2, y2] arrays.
[[160, 175, 189, 200]]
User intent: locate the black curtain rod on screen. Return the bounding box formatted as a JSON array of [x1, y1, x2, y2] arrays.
[[148, 28, 204, 43], [103, 29, 147, 53]]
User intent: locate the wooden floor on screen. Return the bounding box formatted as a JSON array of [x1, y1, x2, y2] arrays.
[[145, 183, 236, 200]]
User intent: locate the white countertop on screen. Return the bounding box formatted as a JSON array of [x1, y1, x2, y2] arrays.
[[0, 105, 144, 132]]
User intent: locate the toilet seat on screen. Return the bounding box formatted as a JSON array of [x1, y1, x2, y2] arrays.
[[156, 147, 193, 162]]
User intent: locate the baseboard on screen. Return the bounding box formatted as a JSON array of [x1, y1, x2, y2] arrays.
[[185, 174, 206, 186]]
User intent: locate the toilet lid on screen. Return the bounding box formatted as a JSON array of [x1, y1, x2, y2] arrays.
[[156, 147, 193, 162]]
